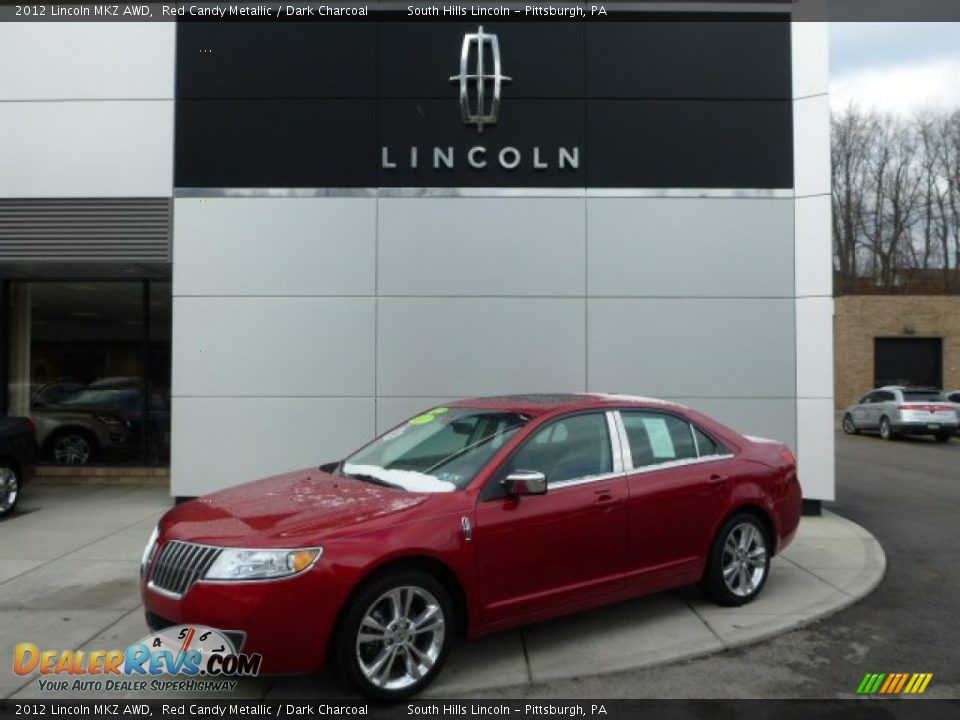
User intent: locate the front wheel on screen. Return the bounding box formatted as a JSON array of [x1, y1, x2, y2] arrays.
[[842, 414, 859, 435], [0, 462, 20, 518], [701, 513, 771, 606], [334, 569, 454, 699]]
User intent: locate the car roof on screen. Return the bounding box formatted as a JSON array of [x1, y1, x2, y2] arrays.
[[449, 393, 686, 416]]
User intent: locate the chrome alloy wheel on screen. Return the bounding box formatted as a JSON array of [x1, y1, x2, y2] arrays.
[[355, 586, 445, 691], [0, 466, 18, 514], [54, 434, 91, 465], [721, 522, 767, 598], [842, 415, 857, 434]]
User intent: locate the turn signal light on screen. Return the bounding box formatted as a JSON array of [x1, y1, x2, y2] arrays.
[[287, 549, 320, 573], [779, 448, 796, 467]]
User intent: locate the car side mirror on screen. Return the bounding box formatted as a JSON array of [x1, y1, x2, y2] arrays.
[[502, 470, 547, 497]]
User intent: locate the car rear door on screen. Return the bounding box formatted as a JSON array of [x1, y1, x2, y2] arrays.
[[618, 411, 734, 591], [850, 393, 873, 428], [474, 412, 628, 625]]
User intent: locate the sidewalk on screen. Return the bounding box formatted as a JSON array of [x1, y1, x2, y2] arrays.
[[1, 484, 885, 699]]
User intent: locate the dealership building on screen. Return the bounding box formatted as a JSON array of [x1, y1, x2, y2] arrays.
[[0, 7, 834, 507]]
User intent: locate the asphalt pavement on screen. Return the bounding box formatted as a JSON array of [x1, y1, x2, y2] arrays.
[[469, 431, 960, 699]]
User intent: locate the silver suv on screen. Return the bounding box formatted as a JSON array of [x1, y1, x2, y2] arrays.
[[842, 386, 958, 442]]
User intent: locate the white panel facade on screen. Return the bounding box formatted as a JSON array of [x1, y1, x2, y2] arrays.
[[0, 23, 175, 100], [0, 100, 173, 198], [377, 297, 586, 397], [173, 198, 376, 296], [796, 398, 836, 501], [171, 397, 374, 496], [173, 297, 375, 397], [587, 298, 796, 400], [795, 195, 833, 298], [587, 199, 794, 297], [792, 19, 833, 501], [378, 198, 585, 296]]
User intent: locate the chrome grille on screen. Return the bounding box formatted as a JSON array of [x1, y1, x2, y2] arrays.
[[149, 541, 222, 597]]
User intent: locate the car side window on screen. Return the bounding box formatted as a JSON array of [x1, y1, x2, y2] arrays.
[[950, 393, 960, 403], [621, 412, 698, 468], [878, 391, 896, 402], [692, 426, 727, 457], [860, 394, 874, 404], [501, 413, 613, 486]]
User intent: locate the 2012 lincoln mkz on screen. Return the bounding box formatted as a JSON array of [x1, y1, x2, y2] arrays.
[[141, 393, 802, 698]]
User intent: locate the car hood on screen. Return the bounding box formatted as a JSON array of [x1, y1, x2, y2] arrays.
[[159, 468, 456, 547]]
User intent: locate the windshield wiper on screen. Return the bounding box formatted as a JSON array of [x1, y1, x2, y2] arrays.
[[344, 472, 403, 490]]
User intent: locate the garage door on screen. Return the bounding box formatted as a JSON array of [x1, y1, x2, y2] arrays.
[[875, 337, 943, 388]]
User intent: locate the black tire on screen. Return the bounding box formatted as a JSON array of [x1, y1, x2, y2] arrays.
[[0, 461, 21, 518], [879, 417, 895, 441], [842, 414, 860, 435], [333, 568, 455, 700], [700, 512, 771, 607], [935, 432, 952, 443], [47, 430, 96, 465]]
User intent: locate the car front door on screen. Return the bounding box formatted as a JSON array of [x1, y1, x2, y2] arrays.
[[474, 412, 628, 626], [619, 411, 735, 591]]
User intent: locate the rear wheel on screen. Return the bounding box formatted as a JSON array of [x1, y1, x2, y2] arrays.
[[0, 462, 20, 518], [842, 414, 859, 435], [879, 417, 895, 441], [334, 568, 454, 699], [701, 513, 771, 606]]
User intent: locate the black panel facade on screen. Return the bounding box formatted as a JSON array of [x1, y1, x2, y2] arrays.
[[177, 23, 378, 98], [176, 100, 377, 188], [379, 22, 586, 98], [586, 21, 792, 99], [174, 16, 794, 189], [587, 101, 794, 188]]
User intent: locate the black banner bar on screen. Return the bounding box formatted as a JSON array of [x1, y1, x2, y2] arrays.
[[2, 700, 960, 720]]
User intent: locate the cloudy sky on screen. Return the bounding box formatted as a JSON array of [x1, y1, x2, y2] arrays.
[[830, 23, 960, 114]]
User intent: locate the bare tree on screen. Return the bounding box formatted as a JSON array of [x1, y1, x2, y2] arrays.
[[832, 106, 960, 295]]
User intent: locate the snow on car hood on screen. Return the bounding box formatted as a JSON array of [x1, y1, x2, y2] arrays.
[[342, 463, 456, 493], [160, 468, 450, 547]]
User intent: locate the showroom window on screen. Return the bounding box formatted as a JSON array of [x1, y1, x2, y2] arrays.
[[5, 280, 171, 466]]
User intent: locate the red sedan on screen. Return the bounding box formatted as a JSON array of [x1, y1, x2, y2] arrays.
[[141, 393, 802, 698]]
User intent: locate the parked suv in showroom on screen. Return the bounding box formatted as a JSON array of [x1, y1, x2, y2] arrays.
[[842, 386, 958, 442]]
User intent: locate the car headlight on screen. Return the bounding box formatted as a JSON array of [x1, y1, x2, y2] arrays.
[[204, 547, 322, 581], [140, 526, 159, 577]]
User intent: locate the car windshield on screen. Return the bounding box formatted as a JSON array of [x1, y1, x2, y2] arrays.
[[341, 407, 530, 493], [902, 391, 945, 401]]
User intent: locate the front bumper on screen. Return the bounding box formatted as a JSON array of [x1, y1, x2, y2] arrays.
[[140, 565, 354, 674]]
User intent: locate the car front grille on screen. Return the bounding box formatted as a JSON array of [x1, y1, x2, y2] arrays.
[[149, 541, 222, 597]]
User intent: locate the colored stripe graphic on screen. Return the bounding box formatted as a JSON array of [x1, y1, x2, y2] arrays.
[[857, 673, 932, 694]]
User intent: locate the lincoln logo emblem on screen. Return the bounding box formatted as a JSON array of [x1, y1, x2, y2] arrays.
[[450, 25, 511, 133]]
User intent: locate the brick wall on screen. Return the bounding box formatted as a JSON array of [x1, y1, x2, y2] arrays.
[[834, 296, 960, 408]]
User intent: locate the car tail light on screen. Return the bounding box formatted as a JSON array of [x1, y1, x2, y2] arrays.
[[779, 448, 796, 467], [24, 418, 36, 434]]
